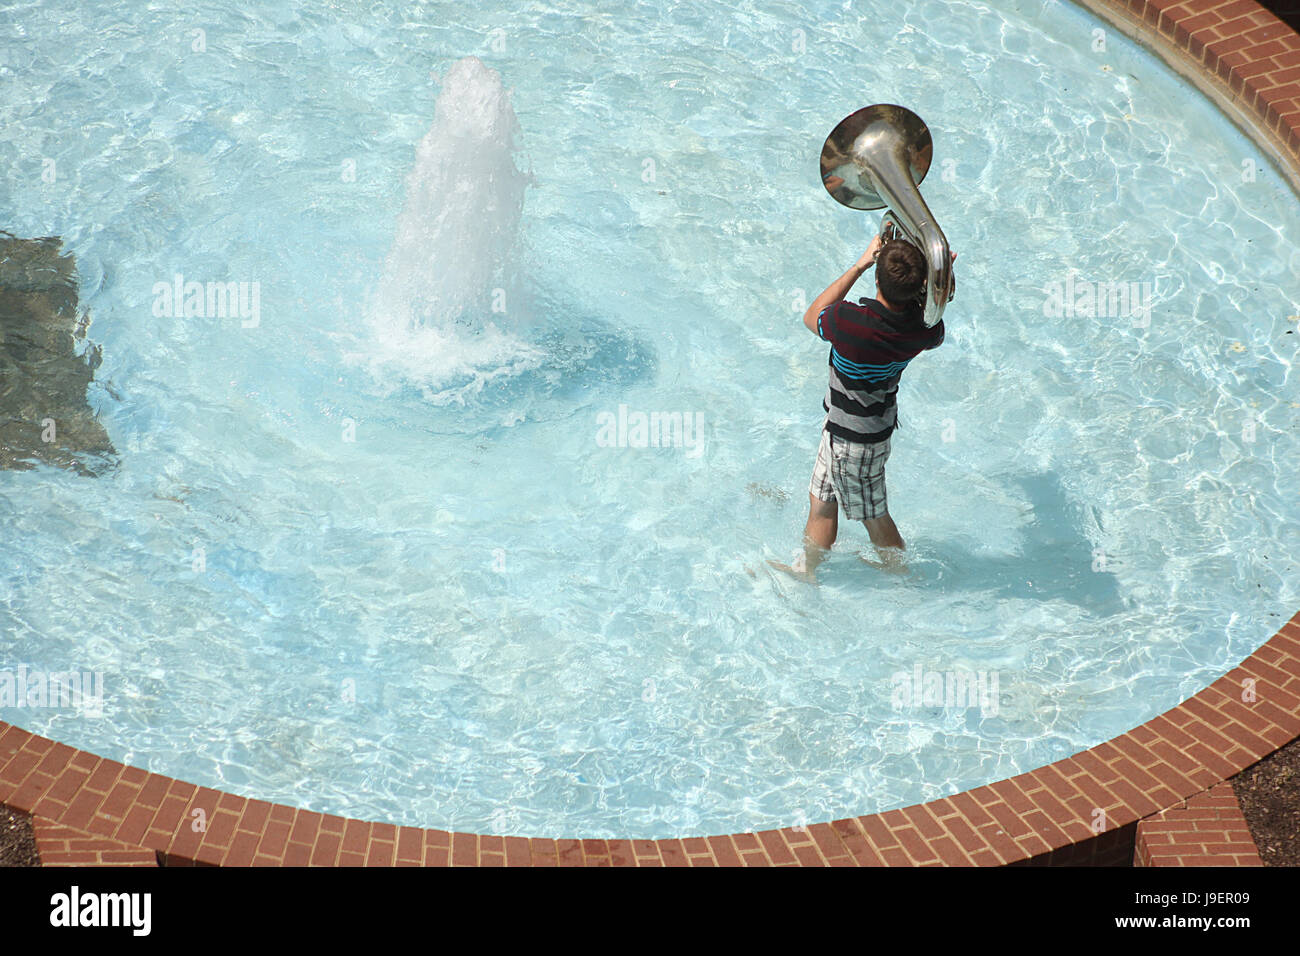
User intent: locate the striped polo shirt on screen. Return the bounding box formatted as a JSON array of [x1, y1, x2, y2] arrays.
[[816, 297, 945, 444]]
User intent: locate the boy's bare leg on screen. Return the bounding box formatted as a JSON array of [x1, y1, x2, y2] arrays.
[[802, 493, 839, 573], [864, 513, 903, 548], [770, 494, 838, 581], [863, 513, 907, 572]]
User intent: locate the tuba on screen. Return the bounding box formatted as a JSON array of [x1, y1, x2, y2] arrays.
[[819, 104, 954, 327]]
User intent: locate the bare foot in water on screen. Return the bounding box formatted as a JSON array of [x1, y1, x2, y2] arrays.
[[860, 549, 908, 575], [766, 556, 817, 583]]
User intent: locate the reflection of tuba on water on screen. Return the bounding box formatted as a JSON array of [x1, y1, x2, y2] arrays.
[[820, 104, 955, 328]]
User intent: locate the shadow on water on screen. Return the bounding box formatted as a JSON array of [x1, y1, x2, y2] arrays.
[[818, 470, 1126, 614], [918, 471, 1125, 614], [362, 283, 659, 436], [0, 232, 116, 477], [499, 287, 659, 404]]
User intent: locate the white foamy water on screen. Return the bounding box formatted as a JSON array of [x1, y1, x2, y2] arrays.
[[358, 56, 543, 398]]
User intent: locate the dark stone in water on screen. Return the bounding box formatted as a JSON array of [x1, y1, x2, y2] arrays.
[[0, 231, 115, 475]]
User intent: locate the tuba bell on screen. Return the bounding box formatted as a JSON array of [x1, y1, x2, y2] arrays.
[[819, 104, 955, 327]]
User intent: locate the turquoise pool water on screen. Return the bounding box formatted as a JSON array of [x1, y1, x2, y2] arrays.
[[0, 0, 1297, 838]]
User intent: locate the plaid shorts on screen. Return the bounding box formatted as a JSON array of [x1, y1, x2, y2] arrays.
[[809, 427, 891, 520]]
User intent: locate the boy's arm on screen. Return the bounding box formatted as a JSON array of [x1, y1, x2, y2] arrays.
[[802, 236, 883, 336]]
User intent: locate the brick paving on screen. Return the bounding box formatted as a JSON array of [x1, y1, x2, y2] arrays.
[[1134, 782, 1265, 865], [33, 817, 157, 867]]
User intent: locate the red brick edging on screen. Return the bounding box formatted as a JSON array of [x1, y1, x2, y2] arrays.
[[32, 817, 158, 868], [1073, 0, 1300, 182], [1134, 782, 1265, 866], [2, 0, 1299, 866]]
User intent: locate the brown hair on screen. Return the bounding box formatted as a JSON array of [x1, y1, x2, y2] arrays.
[[876, 239, 926, 308]]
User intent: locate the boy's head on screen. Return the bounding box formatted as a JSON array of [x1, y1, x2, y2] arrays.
[[876, 238, 926, 309]]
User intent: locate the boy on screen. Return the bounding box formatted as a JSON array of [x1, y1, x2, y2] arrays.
[[777, 234, 951, 580]]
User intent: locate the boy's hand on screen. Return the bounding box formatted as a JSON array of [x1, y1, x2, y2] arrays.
[[855, 234, 883, 271]]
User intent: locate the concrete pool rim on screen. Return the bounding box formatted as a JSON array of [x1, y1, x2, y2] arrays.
[[2, 0, 1300, 865]]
